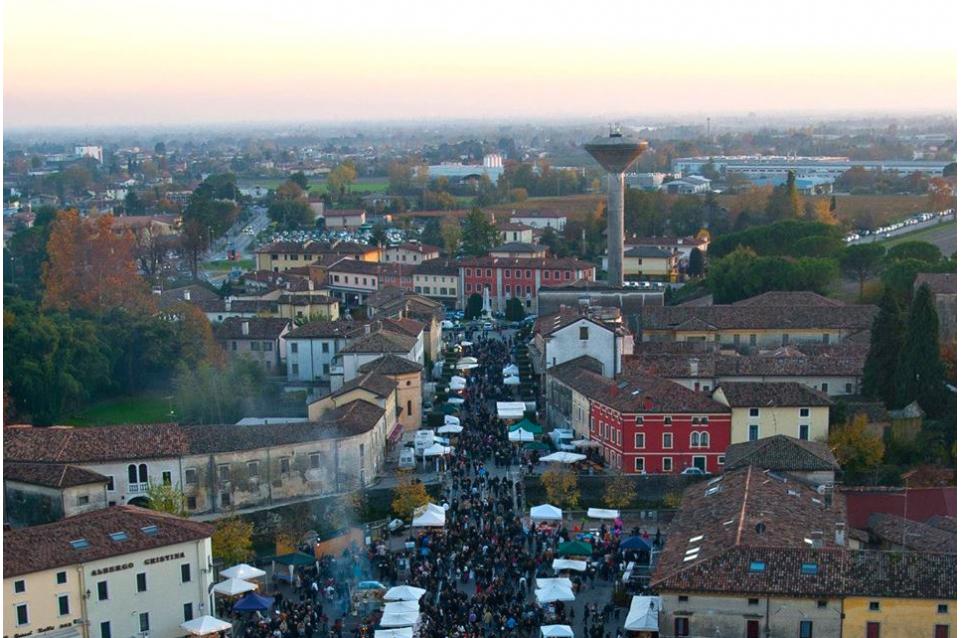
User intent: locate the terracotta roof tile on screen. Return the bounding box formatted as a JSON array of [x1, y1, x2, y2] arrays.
[[717, 382, 833, 407], [214, 317, 291, 340], [4, 462, 109, 488], [4, 424, 189, 463], [724, 435, 840, 472]]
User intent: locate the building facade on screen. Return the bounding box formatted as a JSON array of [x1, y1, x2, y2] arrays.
[[458, 256, 595, 314], [713, 382, 832, 444]]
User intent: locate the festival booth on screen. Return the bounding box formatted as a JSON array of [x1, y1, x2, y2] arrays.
[[540, 626, 575, 638], [503, 363, 519, 377], [496, 401, 527, 422], [437, 423, 463, 435], [549, 428, 576, 451], [530, 503, 563, 534], [504, 375, 521, 386], [455, 357, 479, 371], [624, 596, 662, 636], [508, 428, 535, 442], [212, 577, 257, 597], [232, 591, 273, 614], [411, 502, 446, 528], [539, 452, 587, 464], [449, 375, 467, 391], [352, 581, 388, 616], [587, 508, 620, 520], [271, 551, 316, 584], [422, 443, 453, 471], [551, 559, 587, 572], [383, 600, 420, 613], [383, 585, 427, 602], [374, 629, 414, 638], [220, 563, 266, 581], [510, 419, 543, 434], [619, 535, 653, 565], [536, 577, 573, 589], [444, 414, 461, 426], [556, 540, 593, 557], [535, 583, 576, 603], [181, 615, 233, 636], [378, 612, 420, 628], [446, 397, 465, 406]]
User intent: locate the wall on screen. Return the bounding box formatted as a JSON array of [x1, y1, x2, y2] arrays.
[[647, 328, 853, 346], [4, 481, 108, 527], [545, 319, 617, 377], [389, 372, 423, 434], [83, 458, 183, 507], [659, 593, 843, 638], [664, 375, 859, 398], [413, 274, 459, 303], [728, 406, 830, 444], [842, 596, 953, 638], [4, 567, 83, 637], [225, 338, 282, 374], [287, 337, 346, 382]]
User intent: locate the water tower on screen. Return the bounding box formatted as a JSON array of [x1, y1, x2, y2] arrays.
[[584, 128, 648, 287]]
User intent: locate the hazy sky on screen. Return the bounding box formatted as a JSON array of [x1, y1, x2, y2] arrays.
[[4, 0, 957, 127]]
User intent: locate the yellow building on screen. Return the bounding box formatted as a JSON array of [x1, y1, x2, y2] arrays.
[[277, 291, 340, 321], [255, 240, 379, 272], [603, 246, 678, 281], [713, 382, 832, 444]]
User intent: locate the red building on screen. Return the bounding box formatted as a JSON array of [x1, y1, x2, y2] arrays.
[[585, 372, 732, 475], [458, 256, 595, 314]]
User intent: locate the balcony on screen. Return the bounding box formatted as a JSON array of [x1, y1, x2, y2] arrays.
[[127, 482, 149, 494]]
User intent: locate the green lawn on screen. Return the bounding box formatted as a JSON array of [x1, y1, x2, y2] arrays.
[[236, 177, 390, 195], [203, 258, 254, 272], [66, 395, 175, 427]]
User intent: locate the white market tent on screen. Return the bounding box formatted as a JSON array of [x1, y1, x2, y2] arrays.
[[503, 364, 519, 376], [411, 503, 446, 528], [379, 611, 420, 628], [449, 376, 467, 390], [383, 586, 427, 602], [375, 629, 414, 638], [460, 341, 473, 347], [508, 429, 535, 442], [535, 584, 576, 603], [536, 577, 573, 589], [503, 375, 521, 386], [571, 439, 601, 448], [383, 600, 420, 613], [540, 625, 575, 638], [552, 559, 587, 572], [624, 596, 662, 632], [539, 452, 587, 464], [212, 578, 258, 596], [220, 563, 266, 580], [423, 443, 452, 457], [447, 397, 465, 405], [444, 414, 460, 426], [529, 504, 563, 521], [497, 402, 527, 420], [587, 508, 620, 520], [437, 423, 463, 434], [181, 615, 233, 636], [455, 357, 479, 370]]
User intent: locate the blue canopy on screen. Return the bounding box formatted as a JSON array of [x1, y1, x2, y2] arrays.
[[619, 535, 651, 550], [233, 592, 273, 612]]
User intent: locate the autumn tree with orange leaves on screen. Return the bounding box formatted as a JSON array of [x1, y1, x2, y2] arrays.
[[42, 210, 154, 315]]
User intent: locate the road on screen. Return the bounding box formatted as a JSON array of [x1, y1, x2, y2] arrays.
[[849, 213, 956, 253], [879, 220, 957, 256]]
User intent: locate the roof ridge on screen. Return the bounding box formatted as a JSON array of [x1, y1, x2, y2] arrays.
[[735, 465, 752, 546]]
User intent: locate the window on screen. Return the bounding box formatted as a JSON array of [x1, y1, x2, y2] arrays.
[[674, 617, 690, 637], [292, 363, 300, 375], [106, 476, 115, 491], [801, 563, 818, 575], [866, 622, 880, 638], [579, 326, 589, 340], [231, 341, 237, 351], [690, 432, 700, 448], [700, 432, 709, 447], [749, 408, 759, 417], [138, 464, 147, 483], [218, 465, 230, 483], [799, 621, 813, 638], [662, 457, 673, 472], [162, 471, 172, 485], [869, 601, 880, 611], [290, 342, 299, 354], [280, 457, 290, 475], [56, 571, 67, 585], [799, 425, 810, 441], [748, 598, 759, 605], [97, 580, 109, 600], [505, 285, 512, 295], [749, 425, 759, 441], [635, 433, 645, 449], [187, 496, 197, 510], [181, 564, 191, 583], [935, 626, 949, 638], [747, 620, 760, 638], [822, 333, 830, 344], [185, 468, 197, 485], [247, 461, 260, 478], [407, 400, 413, 416], [937, 604, 949, 614], [58, 594, 70, 616], [251, 341, 261, 351], [128, 464, 138, 484], [15, 603, 29, 626], [322, 364, 329, 375], [634, 458, 645, 472], [733, 334, 741, 345], [264, 342, 273, 351], [310, 453, 321, 469], [718, 455, 725, 465], [845, 383, 853, 394], [663, 433, 673, 448], [749, 334, 757, 345], [136, 572, 147, 592], [678, 595, 688, 602], [14, 579, 26, 593], [184, 603, 194, 622], [505, 269, 511, 279], [663, 416, 672, 425], [139, 612, 150, 632], [782, 333, 790, 345], [749, 561, 766, 573], [800, 408, 810, 418], [221, 492, 231, 506]]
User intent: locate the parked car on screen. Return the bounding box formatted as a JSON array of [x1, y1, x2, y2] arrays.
[[681, 467, 708, 476]]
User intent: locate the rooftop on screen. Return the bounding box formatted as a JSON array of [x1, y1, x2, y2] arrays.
[[5, 423, 188, 463], [724, 435, 840, 473], [357, 354, 424, 376], [716, 382, 833, 408], [214, 317, 291, 341], [330, 372, 398, 400], [915, 272, 957, 295], [286, 319, 368, 340], [4, 462, 110, 488], [641, 298, 876, 332], [866, 513, 956, 553], [340, 330, 417, 354]]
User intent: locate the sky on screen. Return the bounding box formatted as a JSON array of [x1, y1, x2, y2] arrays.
[[3, 0, 958, 128]]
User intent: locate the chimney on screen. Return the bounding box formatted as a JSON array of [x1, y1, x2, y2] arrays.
[[241, 321, 250, 336], [834, 522, 846, 547], [183, 289, 191, 301]]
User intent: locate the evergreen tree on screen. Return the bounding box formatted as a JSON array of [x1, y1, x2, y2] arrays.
[[862, 287, 904, 407], [765, 170, 803, 221], [687, 247, 705, 277], [461, 208, 498, 256], [505, 297, 526, 322], [895, 284, 947, 416], [465, 293, 483, 320]]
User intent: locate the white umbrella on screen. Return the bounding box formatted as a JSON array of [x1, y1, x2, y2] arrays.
[[384, 600, 420, 613], [536, 577, 573, 589], [181, 615, 232, 636], [540, 625, 575, 638], [220, 563, 266, 580], [379, 611, 420, 628], [587, 507, 620, 520], [503, 375, 521, 386], [529, 504, 563, 521], [496, 401, 527, 419], [535, 584, 576, 603], [383, 585, 427, 601], [437, 423, 464, 434], [624, 596, 662, 632], [508, 429, 535, 442], [212, 578, 257, 596], [444, 415, 460, 426], [375, 629, 414, 638], [552, 559, 587, 572], [411, 503, 446, 527], [571, 439, 600, 448], [539, 452, 587, 464]]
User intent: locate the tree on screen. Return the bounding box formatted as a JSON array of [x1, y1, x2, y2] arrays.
[[765, 171, 803, 221], [509, 188, 528, 203], [327, 161, 357, 201], [369, 222, 388, 247], [124, 190, 145, 215], [461, 208, 498, 256], [603, 471, 636, 510], [862, 287, 904, 407], [268, 180, 313, 229], [421, 218, 443, 249], [289, 171, 309, 190], [841, 244, 886, 301], [391, 473, 430, 520], [895, 284, 948, 416], [886, 241, 942, 265], [42, 211, 153, 315], [505, 297, 526, 322], [465, 293, 483, 321], [146, 482, 187, 516], [540, 466, 580, 509], [439, 219, 462, 256], [927, 177, 955, 212], [211, 517, 254, 565], [174, 359, 272, 424], [828, 414, 884, 474], [687, 247, 705, 278]]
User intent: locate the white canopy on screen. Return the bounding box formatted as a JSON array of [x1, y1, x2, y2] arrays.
[[571, 439, 601, 448], [455, 357, 479, 370], [212, 577, 257, 596], [375, 629, 414, 638], [423, 443, 452, 457], [503, 375, 521, 386], [459, 341, 473, 347], [383, 600, 420, 613], [529, 504, 563, 521], [539, 452, 587, 464], [446, 397, 465, 405], [181, 615, 233, 636], [552, 559, 587, 572], [535, 584, 576, 603], [444, 414, 460, 426], [497, 401, 527, 419], [411, 503, 446, 527], [624, 596, 662, 632], [449, 376, 467, 390], [536, 577, 573, 590], [220, 563, 266, 580], [437, 423, 463, 434], [540, 625, 575, 638], [587, 508, 620, 520], [503, 364, 519, 376], [508, 428, 535, 442], [379, 612, 420, 628], [383, 586, 427, 602]]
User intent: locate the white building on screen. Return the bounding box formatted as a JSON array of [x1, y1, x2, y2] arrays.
[[284, 320, 365, 383], [510, 210, 567, 230], [532, 312, 633, 378], [660, 175, 711, 194], [333, 328, 421, 391], [382, 243, 441, 264], [74, 145, 104, 163], [3, 505, 214, 638]]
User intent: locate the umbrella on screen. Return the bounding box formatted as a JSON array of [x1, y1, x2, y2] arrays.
[[539, 452, 587, 464], [375, 629, 414, 638], [619, 536, 651, 550], [551, 559, 587, 572], [357, 580, 387, 590], [536, 577, 573, 589], [384, 585, 427, 601], [508, 429, 535, 442], [220, 563, 266, 580], [524, 441, 550, 451], [212, 578, 257, 596], [557, 540, 593, 556], [529, 504, 563, 521], [510, 418, 543, 434], [443, 415, 460, 426], [540, 626, 575, 638], [437, 423, 463, 434], [379, 612, 420, 628], [535, 584, 576, 603], [181, 615, 233, 636], [384, 600, 420, 613], [232, 592, 273, 613]]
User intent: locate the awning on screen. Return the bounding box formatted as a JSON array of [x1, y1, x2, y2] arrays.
[[212, 577, 258, 596], [624, 596, 662, 632], [383, 600, 420, 613], [539, 452, 587, 464], [388, 422, 405, 442], [508, 429, 535, 442], [551, 559, 587, 572], [497, 401, 527, 419], [220, 563, 266, 580], [181, 616, 233, 636], [383, 585, 427, 601], [536, 577, 573, 589], [443, 415, 460, 426], [375, 629, 414, 638], [535, 584, 576, 603], [540, 626, 575, 638], [411, 502, 446, 527], [571, 439, 600, 448], [587, 507, 620, 520], [510, 418, 543, 434], [379, 611, 420, 628], [557, 540, 593, 556], [529, 504, 563, 521], [437, 423, 463, 434]]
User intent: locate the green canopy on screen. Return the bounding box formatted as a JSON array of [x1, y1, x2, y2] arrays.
[[556, 540, 593, 557], [273, 552, 315, 566], [509, 419, 542, 434], [524, 441, 550, 451]]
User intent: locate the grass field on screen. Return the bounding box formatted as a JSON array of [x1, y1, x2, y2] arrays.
[[203, 258, 254, 272], [236, 177, 390, 195], [66, 394, 175, 427]]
